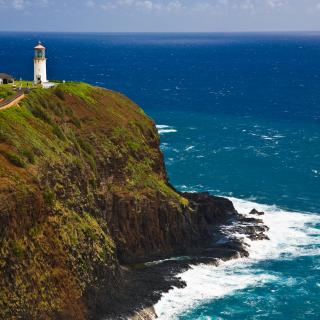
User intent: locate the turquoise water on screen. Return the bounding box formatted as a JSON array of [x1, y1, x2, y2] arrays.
[[1, 32, 319, 319]]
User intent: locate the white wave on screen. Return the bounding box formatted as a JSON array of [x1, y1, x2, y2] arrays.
[[156, 125, 177, 134], [158, 129, 177, 134], [156, 125, 171, 129], [154, 198, 320, 319], [261, 135, 275, 140]]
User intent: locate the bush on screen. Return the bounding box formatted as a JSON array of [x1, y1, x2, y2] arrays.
[[71, 117, 81, 128], [29, 105, 52, 124], [65, 107, 74, 117], [29, 224, 42, 237], [43, 188, 55, 206], [77, 137, 94, 155], [127, 140, 140, 152], [86, 154, 97, 172], [54, 87, 65, 100], [50, 100, 64, 117], [0, 88, 14, 99], [1, 151, 26, 168], [12, 240, 24, 258], [37, 96, 49, 109], [22, 149, 35, 164], [0, 128, 10, 144], [52, 124, 65, 140]]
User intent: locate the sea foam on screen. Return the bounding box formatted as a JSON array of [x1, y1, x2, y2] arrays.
[[156, 125, 178, 134], [154, 198, 320, 319]]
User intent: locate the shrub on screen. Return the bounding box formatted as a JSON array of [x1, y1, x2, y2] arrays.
[[54, 87, 65, 100], [29, 105, 52, 124], [65, 107, 74, 117], [29, 224, 42, 237], [1, 151, 26, 168], [43, 188, 55, 206], [52, 124, 65, 140], [51, 101, 64, 117], [0, 128, 10, 144], [12, 240, 24, 258], [77, 137, 94, 155], [37, 96, 49, 109], [22, 149, 35, 164], [0, 88, 14, 99], [127, 140, 140, 152], [86, 154, 97, 172], [71, 117, 81, 128]]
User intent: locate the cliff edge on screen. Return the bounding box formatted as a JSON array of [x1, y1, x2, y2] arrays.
[[0, 83, 266, 319]]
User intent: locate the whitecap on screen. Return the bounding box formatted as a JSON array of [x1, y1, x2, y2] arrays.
[[156, 125, 171, 129], [156, 125, 177, 135], [261, 135, 275, 140], [154, 198, 320, 319], [158, 129, 177, 134]]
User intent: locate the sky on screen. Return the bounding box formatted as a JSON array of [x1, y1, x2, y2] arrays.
[[1, 0, 320, 32]]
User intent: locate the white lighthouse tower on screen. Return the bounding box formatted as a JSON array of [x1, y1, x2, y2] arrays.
[[33, 41, 48, 85]]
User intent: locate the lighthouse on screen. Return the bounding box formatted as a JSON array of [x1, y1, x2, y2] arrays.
[[33, 41, 48, 85]]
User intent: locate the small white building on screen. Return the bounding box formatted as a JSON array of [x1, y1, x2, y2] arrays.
[[33, 42, 55, 88], [0, 73, 14, 84]]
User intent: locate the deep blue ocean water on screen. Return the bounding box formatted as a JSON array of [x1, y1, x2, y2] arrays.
[[1, 32, 319, 319]]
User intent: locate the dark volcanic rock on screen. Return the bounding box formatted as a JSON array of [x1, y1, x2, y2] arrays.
[[100, 193, 270, 320], [249, 208, 265, 216], [183, 192, 237, 224]]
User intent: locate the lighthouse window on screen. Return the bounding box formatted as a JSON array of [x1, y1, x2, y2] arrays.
[[36, 50, 44, 58]]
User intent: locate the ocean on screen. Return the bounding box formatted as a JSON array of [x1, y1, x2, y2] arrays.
[[1, 32, 319, 319]]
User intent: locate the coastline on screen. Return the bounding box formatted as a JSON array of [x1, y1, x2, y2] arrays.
[[104, 194, 270, 320]]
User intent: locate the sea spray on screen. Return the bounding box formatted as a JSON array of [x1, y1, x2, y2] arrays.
[[154, 198, 320, 319]]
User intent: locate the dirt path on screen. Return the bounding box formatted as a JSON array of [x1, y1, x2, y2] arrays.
[[0, 92, 25, 111]]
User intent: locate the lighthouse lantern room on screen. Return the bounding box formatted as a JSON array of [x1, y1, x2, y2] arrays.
[[34, 41, 48, 85]]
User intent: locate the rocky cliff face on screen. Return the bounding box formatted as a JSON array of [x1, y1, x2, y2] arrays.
[[0, 83, 256, 320]]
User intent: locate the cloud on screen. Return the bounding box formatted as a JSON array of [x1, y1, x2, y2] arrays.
[[94, 0, 300, 14], [239, 0, 256, 13], [86, 0, 96, 7], [0, 0, 51, 10], [266, 0, 287, 9], [97, 0, 185, 12], [12, 0, 27, 10], [3, 0, 319, 17]]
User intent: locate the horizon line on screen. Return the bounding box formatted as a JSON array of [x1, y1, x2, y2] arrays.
[[1, 30, 320, 34]]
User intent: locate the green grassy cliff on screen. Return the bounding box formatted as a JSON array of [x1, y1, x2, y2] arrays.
[[0, 83, 200, 319]]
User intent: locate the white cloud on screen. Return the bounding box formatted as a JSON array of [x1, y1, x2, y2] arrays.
[[267, 0, 287, 9], [96, 0, 299, 14], [99, 0, 185, 12], [239, 0, 256, 13], [86, 0, 96, 7], [12, 0, 27, 10], [0, 0, 51, 10], [81, 0, 320, 16]]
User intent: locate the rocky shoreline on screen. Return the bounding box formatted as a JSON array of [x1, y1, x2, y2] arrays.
[[102, 193, 269, 320]]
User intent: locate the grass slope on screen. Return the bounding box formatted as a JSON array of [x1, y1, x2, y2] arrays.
[[0, 82, 187, 319]]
